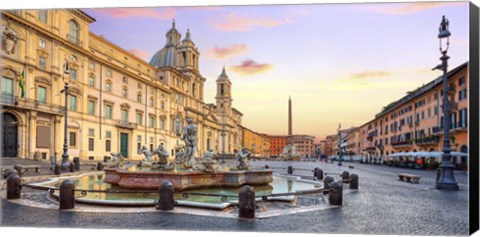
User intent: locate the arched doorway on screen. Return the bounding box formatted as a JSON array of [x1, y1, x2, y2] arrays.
[[2, 112, 18, 157]]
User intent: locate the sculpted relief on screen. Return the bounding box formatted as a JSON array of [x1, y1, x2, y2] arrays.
[[2, 26, 19, 55]]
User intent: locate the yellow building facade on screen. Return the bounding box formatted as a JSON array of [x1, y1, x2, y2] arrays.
[[1, 9, 244, 161]]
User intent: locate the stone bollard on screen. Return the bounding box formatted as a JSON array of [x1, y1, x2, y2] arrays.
[[328, 181, 343, 206], [313, 167, 319, 178], [349, 173, 359, 190], [59, 179, 75, 210], [264, 165, 270, 169], [7, 173, 21, 199], [287, 166, 293, 175], [323, 176, 334, 194], [341, 171, 350, 183], [13, 164, 23, 177], [97, 162, 104, 171], [316, 168, 324, 180], [69, 162, 75, 173], [3, 168, 18, 179], [157, 181, 174, 211], [73, 157, 80, 171], [54, 164, 61, 175], [239, 185, 255, 219]]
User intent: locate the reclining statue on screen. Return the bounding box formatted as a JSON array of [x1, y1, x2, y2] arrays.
[[138, 146, 155, 167], [110, 152, 127, 168], [151, 144, 174, 170]]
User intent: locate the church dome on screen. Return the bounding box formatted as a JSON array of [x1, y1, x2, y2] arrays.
[[149, 46, 177, 68]]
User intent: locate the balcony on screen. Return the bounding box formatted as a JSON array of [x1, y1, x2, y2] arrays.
[[365, 146, 376, 152], [115, 120, 137, 129], [67, 34, 82, 47], [391, 140, 413, 148], [1, 94, 65, 115], [415, 136, 439, 146]]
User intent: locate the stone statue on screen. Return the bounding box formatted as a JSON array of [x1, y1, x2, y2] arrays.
[[174, 147, 185, 164], [235, 147, 251, 170], [2, 27, 18, 55], [137, 146, 155, 167], [182, 117, 197, 169], [194, 149, 219, 172], [110, 152, 127, 168], [151, 144, 174, 171]]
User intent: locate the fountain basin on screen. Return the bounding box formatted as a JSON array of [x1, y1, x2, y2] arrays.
[[104, 168, 274, 191]]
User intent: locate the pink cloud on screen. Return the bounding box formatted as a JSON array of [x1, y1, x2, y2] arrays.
[[90, 8, 176, 20], [128, 49, 152, 62], [363, 2, 465, 15], [230, 60, 273, 76], [206, 44, 250, 60], [212, 12, 291, 32]]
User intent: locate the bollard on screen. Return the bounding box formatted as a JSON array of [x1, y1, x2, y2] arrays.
[[97, 162, 104, 171], [69, 162, 75, 173], [13, 164, 23, 177], [316, 168, 324, 180], [287, 166, 293, 175], [323, 176, 334, 194], [54, 164, 61, 175], [3, 168, 18, 179], [313, 167, 319, 178], [328, 181, 343, 206], [264, 165, 270, 169], [157, 181, 174, 211], [239, 185, 255, 219], [341, 171, 350, 183], [73, 157, 80, 171], [7, 173, 21, 199], [349, 173, 359, 190], [59, 179, 75, 210]]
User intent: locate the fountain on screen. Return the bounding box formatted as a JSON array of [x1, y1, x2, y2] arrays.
[[104, 117, 273, 191], [280, 144, 300, 161]]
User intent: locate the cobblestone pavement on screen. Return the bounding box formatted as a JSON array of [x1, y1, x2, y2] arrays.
[[1, 160, 469, 235]]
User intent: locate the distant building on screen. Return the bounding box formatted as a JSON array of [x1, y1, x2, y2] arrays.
[[269, 135, 287, 158], [291, 135, 315, 158]]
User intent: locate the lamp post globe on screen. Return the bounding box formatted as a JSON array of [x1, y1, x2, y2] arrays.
[[434, 15, 458, 190]]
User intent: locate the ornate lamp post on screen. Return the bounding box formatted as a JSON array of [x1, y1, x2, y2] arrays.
[[337, 123, 343, 166], [60, 60, 71, 171], [434, 15, 459, 190]]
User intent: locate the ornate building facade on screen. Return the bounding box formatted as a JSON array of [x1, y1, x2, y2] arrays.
[[0, 9, 243, 161]]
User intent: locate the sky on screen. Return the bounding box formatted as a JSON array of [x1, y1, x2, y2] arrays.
[[81, 1, 469, 141]]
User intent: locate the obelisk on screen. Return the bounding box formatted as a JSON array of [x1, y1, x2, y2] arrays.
[[287, 96, 293, 145]]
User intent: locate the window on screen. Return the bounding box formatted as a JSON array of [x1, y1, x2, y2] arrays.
[[220, 84, 224, 95], [69, 95, 77, 111], [459, 108, 468, 127], [105, 105, 112, 119], [434, 107, 439, 115], [68, 20, 80, 45], [123, 88, 128, 98], [149, 116, 154, 128], [149, 98, 154, 107], [69, 132, 76, 146], [192, 83, 196, 97], [106, 140, 111, 152], [459, 88, 467, 101], [175, 115, 181, 135], [39, 39, 46, 48], [106, 82, 112, 92], [160, 118, 165, 130], [451, 113, 457, 128], [161, 101, 165, 110], [88, 138, 94, 151], [39, 56, 47, 69], [138, 82, 142, 89], [1, 77, 14, 98], [89, 62, 95, 70], [106, 69, 112, 77], [123, 76, 128, 83], [459, 77, 466, 86], [88, 128, 95, 137], [37, 86, 47, 104], [70, 69, 77, 80], [88, 100, 95, 115], [137, 93, 142, 103], [106, 131, 112, 138], [121, 110, 128, 122], [137, 113, 142, 125], [38, 10, 47, 23], [89, 76, 95, 87]]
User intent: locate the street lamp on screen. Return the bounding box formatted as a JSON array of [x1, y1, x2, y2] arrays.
[[60, 60, 71, 171], [337, 123, 343, 166], [433, 15, 459, 190]]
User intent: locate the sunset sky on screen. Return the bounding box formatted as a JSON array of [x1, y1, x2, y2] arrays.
[[82, 2, 469, 141]]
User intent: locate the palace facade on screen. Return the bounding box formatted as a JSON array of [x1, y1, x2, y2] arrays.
[[0, 9, 244, 161]]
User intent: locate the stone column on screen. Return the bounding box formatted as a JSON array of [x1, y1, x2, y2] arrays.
[[28, 111, 37, 159]]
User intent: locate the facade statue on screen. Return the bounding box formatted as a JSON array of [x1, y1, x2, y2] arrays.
[[182, 117, 197, 169], [235, 147, 251, 170], [110, 152, 127, 168], [2, 27, 18, 55]]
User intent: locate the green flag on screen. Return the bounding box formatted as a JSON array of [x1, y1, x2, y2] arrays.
[[19, 68, 25, 98]]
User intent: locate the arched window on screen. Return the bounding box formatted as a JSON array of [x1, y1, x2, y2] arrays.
[[68, 20, 80, 45]]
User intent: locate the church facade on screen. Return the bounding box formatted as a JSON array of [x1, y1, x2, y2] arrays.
[[0, 9, 243, 161]]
